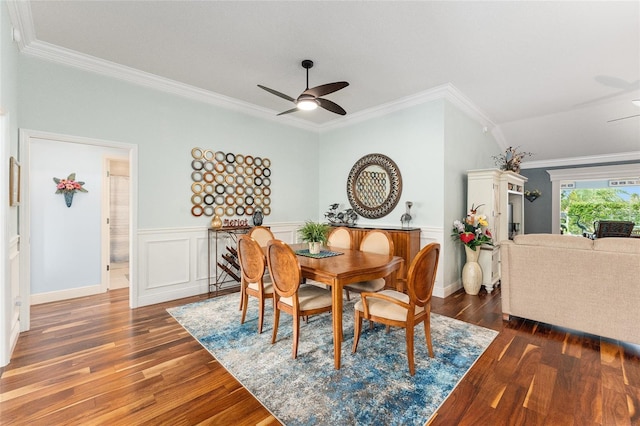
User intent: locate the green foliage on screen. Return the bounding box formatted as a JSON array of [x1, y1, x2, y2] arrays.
[[562, 188, 640, 235], [298, 221, 330, 244]]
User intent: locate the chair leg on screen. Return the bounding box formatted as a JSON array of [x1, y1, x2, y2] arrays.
[[406, 326, 415, 376], [239, 285, 244, 311], [241, 290, 249, 325], [271, 305, 280, 344], [345, 290, 351, 301], [424, 319, 434, 358], [352, 310, 362, 353], [257, 295, 265, 334], [292, 314, 300, 359]]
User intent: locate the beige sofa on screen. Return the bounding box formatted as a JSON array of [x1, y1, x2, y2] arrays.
[[500, 234, 640, 345]]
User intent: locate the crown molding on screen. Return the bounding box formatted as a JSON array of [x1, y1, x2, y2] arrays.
[[8, 1, 498, 137], [522, 151, 640, 170]]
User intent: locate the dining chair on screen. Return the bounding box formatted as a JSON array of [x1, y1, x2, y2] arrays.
[[352, 242, 440, 376], [239, 226, 275, 311], [248, 225, 275, 247], [344, 230, 394, 297], [266, 239, 333, 359], [326, 226, 353, 298], [237, 235, 274, 334], [594, 220, 635, 238]]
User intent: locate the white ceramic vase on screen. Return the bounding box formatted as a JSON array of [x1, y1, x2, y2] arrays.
[[462, 245, 483, 295], [309, 241, 322, 255]]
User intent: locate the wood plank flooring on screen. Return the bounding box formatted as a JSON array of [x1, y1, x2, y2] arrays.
[[2, 286, 639, 425]]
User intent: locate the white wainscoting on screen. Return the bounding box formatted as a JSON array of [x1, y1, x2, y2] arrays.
[[417, 226, 452, 298], [135, 223, 302, 307], [135, 223, 449, 307], [9, 237, 21, 356]]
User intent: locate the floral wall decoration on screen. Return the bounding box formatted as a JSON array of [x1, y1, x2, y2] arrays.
[[190, 147, 272, 225], [492, 146, 533, 174], [53, 173, 88, 207]]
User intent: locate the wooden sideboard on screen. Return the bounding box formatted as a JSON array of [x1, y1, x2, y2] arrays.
[[330, 225, 421, 288]]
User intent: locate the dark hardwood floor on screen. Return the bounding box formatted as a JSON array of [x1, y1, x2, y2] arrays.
[[1, 286, 639, 425]]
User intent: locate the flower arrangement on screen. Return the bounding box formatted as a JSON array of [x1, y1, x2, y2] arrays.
[[492, 146, 533, 173], [53, 173, 88, 207], [451, 204, 493, 250], [53, 173, 88, 195], [524, 189, 541, 202]]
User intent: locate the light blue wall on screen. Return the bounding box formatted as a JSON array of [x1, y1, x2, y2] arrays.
[[443, 100, 500, 287], [318, 101, 445, 228], [18, 56, 320, 229]]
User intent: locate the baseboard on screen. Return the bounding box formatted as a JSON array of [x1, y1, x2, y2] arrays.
[[31, 284, 104, 305]]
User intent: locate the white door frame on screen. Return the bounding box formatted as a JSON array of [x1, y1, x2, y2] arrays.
[[19, 129, 139, 331]]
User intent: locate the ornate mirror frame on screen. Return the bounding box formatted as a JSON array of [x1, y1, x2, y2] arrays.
[[346, 153, 402, 219]]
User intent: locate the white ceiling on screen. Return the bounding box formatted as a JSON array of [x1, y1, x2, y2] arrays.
[[9, 1, 640, 164]]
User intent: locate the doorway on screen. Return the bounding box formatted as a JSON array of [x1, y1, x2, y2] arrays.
[[108, 159, 130, 289]]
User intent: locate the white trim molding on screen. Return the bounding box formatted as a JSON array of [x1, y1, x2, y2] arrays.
[[7, 2, 496, 138], [522, 151, 640, 170]]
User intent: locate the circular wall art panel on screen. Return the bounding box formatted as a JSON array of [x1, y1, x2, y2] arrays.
[[203, 205, 214, 216], [191, 171, 203, 182], [203, 161, 215, 172], [191, 147, 203, 159], [191, 159, 204, 171], [203, 172, 215, 183], [191, 182, 203, 193], [235, 154, 245, 164], [203, 150, 215, 161], [191, 205, 204, 217], [214, 151, 225, 162], [225, 206, 235, 216], [191, 194, 203, 205]]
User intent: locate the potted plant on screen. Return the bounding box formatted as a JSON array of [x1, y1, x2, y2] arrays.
[[298, 221, 330, 254]]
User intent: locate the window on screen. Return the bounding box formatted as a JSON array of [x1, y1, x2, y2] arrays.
[[547, 164, 640, 234]]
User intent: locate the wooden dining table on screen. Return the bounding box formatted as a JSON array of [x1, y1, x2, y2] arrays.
[[291, 244, 404, 369]]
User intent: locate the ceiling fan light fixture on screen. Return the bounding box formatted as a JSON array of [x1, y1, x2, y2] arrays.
[[297, 99, 319, 111], [632, 99, 640, 107]]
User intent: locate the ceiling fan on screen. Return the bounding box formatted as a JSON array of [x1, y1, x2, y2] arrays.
[[258, 59, 349, 116]]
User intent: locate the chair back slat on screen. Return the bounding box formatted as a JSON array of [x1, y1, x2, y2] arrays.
[[360, 230, 394, 256], [327, 226, 352, 249], [266, 240, 302, 298], [237, 236, 266, 283], [406, 243, 440, 307], [249, 226, 275, 247]]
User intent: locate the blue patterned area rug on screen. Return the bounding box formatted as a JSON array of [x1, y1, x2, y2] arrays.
[[167, 293, 497, 426]]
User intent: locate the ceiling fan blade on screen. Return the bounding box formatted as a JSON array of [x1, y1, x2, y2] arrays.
[[607, 114, 640, 123], [277, 107, 299, 116], [257, 85, 295, 102], [317, 98, 347, 115], [303, 82, 349, 98]]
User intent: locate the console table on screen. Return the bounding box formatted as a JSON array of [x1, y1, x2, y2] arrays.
[[329, 225, 421, 289], [207, 226, 250, 295]]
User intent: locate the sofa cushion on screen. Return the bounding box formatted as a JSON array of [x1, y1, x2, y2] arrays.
[[512, 233, 594, 251], [594, 237, 640, 255]]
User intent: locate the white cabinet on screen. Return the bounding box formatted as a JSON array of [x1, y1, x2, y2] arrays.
[[467, 169, 527, 292]]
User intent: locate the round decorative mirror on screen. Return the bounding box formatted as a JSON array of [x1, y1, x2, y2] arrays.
[[347, 153, 402, 219]]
